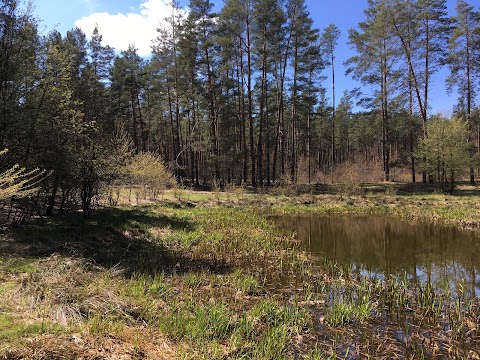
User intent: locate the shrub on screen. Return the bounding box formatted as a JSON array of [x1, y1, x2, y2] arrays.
[[416, 115, 471, 194], [0, 149, 46, 201], [123, 152, 176, 201]]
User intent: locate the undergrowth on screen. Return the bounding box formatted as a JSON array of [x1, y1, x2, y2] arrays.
[[0, 192, 478, 359]]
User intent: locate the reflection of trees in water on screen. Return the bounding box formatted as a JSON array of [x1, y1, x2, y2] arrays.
[[275, 215, 480, 295]]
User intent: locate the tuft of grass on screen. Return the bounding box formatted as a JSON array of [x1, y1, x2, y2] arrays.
[[191, 303, 232, 341], [0, 314, 61, 342], [2, 192, 480, 358], [85, 313, 125, 336], [232, 269, 260, 294], [159, 302, 232, 343], [0, 280, 15, 297], [0, 257, 38, 274], [325, 299, 372, 327], [124, 272, 171, 300], [184, 272, 205, 289], [252, 324, 290, 359], [305, 347, 338, 360]]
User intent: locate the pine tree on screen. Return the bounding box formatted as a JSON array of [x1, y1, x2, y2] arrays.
[[188, 0, 221, 180], [446, 0, 480, 184], [0, 0, 39, 154], [220, 0, 257, 186], [347, 0, 399, 181], [387, 0, 449, 183], [151, 1, 186, 180], [110, 45, 147, 154], [321, 24, 341, 170], [252, 0, 286, 185], [286, 0, 321, 182]]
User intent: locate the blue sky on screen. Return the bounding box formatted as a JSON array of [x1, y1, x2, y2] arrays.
[[31, 0, 463, 113]]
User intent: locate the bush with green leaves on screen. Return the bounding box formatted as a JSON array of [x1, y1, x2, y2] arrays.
[[124, 152, 176, 201], [0, 149, 46, 201], [416, 115, 471, 194]]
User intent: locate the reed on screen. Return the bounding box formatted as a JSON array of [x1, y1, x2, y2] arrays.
[[0, 193, 479, 358]]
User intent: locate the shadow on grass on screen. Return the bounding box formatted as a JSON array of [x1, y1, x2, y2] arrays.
[[378, 181, 480, 196], [331, 181, 480, 196], [1, 206, 230, 276], [294, 181, 480, 196]]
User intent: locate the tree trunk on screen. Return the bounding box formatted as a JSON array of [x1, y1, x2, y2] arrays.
[[290, 36, 299, 183], [246, 15, 256, 187], [381, 40, 390, 182], [130, 90, 139, 154], [204, 30, 219, 181], [45, 175, 59, 216], [331, 52, 336, 171]]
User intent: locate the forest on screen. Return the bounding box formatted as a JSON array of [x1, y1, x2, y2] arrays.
[[1, 0, 480, 219], [2, 1, 480, 358]]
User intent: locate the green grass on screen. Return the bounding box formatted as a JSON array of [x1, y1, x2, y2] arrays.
[[157, 295, 311, 359], [324, 299, 372, 327], [0, 191, 479, 358], [0, 280, 15, 297], [0, 314, 61, 342], [231, 269, 261, 293], [85, 313, 126, 336], [124, 272, 172, 300], [0, 257, 38, 274]]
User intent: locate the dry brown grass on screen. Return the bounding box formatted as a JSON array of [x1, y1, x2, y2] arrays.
[[1, 189, 479, 359], [4, 329, 175, 360], [0, 254, 176, 360]]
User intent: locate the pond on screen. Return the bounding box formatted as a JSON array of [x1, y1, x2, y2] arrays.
[[274, 215, 480, 297]]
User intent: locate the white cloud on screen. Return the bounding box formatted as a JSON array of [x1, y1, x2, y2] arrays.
[[75, 0, 184, 57]]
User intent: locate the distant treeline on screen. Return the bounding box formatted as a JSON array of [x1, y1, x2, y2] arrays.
[[0, 0, 479, 217]]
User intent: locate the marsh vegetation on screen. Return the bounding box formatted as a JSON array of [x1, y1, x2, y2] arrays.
[[0, 188, 479, 359]]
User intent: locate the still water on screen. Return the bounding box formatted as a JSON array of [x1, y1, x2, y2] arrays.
[[274, 215, 480, 296]]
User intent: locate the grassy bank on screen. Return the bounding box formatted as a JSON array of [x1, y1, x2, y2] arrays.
[[0, 188, 479, 359]]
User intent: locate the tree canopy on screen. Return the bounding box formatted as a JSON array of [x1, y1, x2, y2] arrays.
[[1, 0, 479, 222]]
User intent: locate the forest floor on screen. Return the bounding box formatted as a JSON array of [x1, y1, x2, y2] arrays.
[[0, 183, 479, 359]]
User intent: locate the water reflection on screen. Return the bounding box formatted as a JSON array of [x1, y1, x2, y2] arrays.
[[274, 215, 480, 296]]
